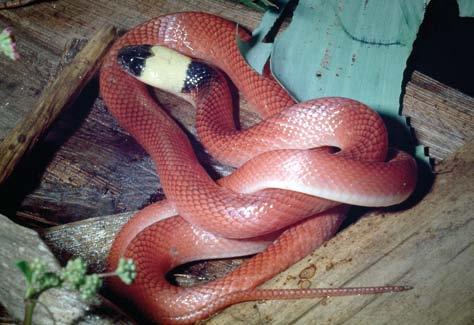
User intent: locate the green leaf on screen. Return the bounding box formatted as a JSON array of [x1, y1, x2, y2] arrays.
[[16, 260, 33, 283], [271, 0, 427, 111], [268, 0, 430, 164], [237, 0, 303, 74], [457, 0, 474, 17], [40, 272, 62, 290], [238, 0, 432, 165], [237, 4, 282, 73]]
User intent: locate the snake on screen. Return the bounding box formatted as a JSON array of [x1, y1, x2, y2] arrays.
[[99, 12, 417, 324]]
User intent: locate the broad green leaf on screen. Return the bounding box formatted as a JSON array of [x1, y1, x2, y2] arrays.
[[457, 0, 474, 17], [268, 0, 430, 164], [237, 4, 283, 73], [271, 0, 427, 114], [237, 0, 300, 73]]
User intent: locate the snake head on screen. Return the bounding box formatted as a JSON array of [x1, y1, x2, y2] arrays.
[[117, 44, 214, 96], [117, 44, 153, 77]]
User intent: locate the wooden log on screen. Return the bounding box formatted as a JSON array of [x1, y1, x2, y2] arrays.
[[41, 209, 246, 287], [40, 141, 474, 324], [404, 71, 474, 162], [0, 213, 133, 324], [0, 25, 116, 184], [41, 211, 133, 272]]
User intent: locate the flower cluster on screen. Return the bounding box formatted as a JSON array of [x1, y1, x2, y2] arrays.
[[17, 257, 136, 300]]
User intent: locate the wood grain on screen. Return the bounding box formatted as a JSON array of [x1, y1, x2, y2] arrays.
[[0, 25, 115, 184], [404, 71, 474, 162]]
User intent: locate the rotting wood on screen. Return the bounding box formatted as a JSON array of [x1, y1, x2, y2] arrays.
[[40, 142, 474, 324], [0, 37, 89, 229], [0, 26, 116, 184], [0, 213, 133, 324]]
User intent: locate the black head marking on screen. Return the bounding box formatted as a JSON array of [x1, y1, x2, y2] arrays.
[[182, 61, 216, 93], [117, 45, 153, 77]]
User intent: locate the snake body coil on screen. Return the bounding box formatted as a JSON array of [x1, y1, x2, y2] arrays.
[[100, 12, 417, 324]]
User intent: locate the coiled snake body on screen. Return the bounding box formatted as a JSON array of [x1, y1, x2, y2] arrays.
[[100, 12, 417, 324]]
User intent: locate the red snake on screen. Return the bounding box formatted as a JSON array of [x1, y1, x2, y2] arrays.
[[100, 12, 417, 324]]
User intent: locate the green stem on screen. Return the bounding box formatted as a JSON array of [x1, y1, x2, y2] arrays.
[[23, 298, 37, 325], [97, 271, 116, 278]]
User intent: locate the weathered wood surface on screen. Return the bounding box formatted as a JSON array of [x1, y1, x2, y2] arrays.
[[0, 25, 115, 183], [41, 211, 246, 288], [42, 211, 132, 272], [41, 142, 474, 324], [404, 71, 474, 162], [0, 213, 133, 324]]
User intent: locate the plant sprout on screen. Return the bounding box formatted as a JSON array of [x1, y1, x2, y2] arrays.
[[16, 257, 136, 325]]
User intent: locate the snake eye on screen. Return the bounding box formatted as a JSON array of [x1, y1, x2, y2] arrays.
[[117, 45, 153, 77]]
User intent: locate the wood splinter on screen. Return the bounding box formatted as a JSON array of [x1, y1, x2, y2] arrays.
[[0, 26, 116, 184]]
